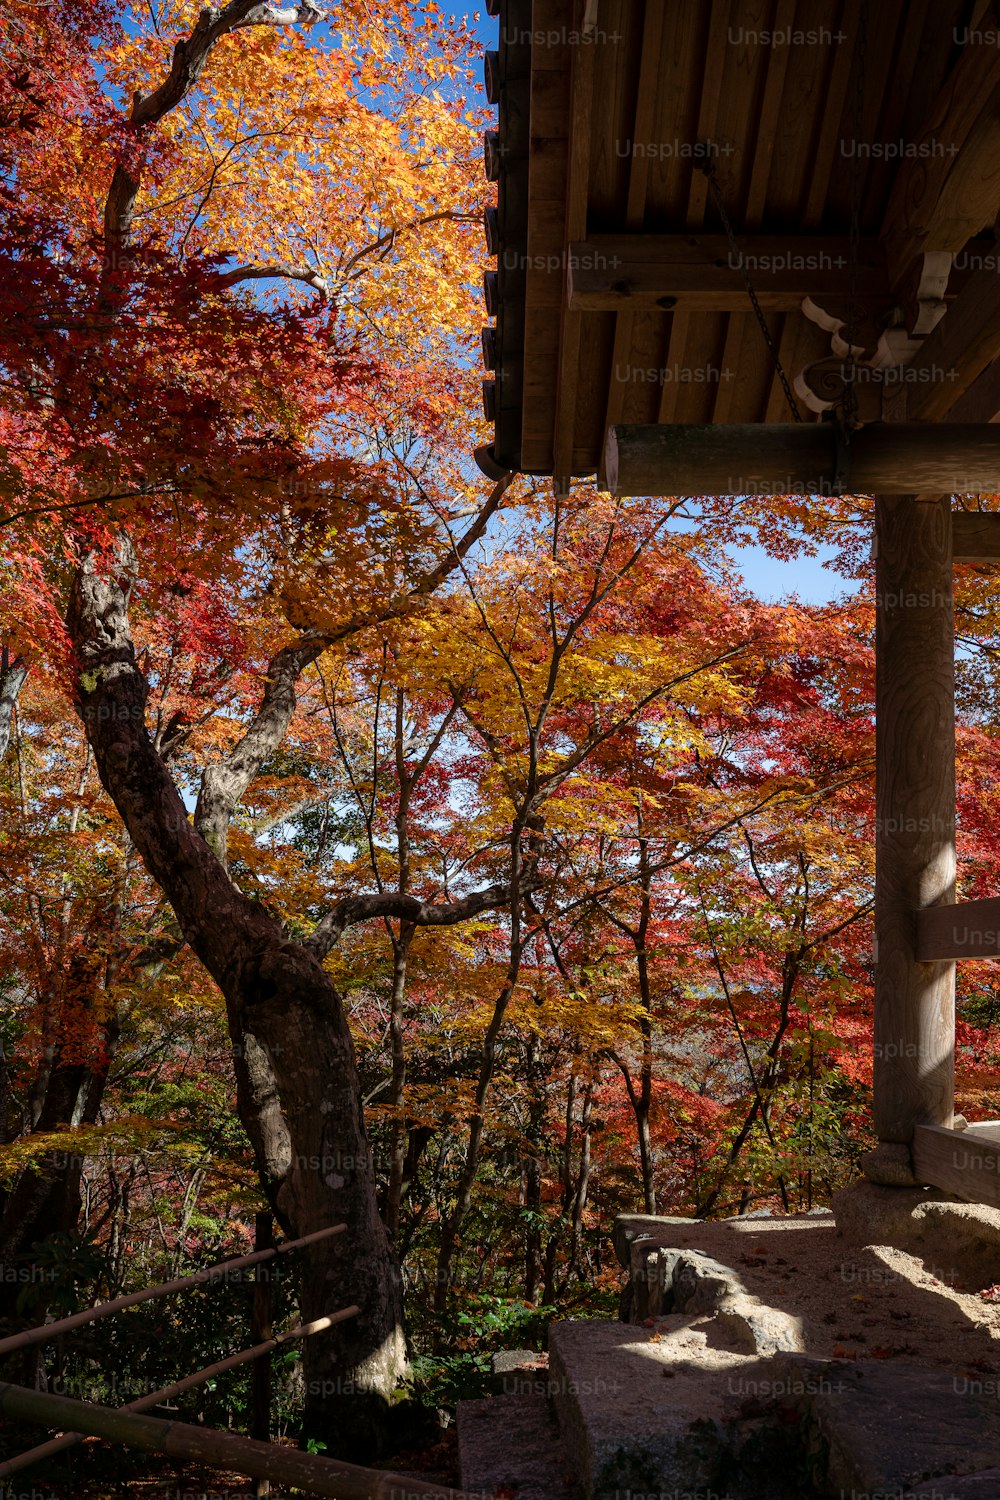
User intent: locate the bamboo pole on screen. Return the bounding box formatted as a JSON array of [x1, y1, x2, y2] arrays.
[[0, 1222, 346, 1357], [0, 1381, 484, 1500], [0, 1304, 359, 1478]]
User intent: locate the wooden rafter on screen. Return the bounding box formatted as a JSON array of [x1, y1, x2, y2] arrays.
[[567, 235, 890, 313]]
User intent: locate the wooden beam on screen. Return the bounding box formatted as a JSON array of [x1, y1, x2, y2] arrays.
[[597, 0, 665, 484], [0, 1383, 476, 1500], [605, 423, 1000, 498], [916, 896, 1000, 959], [881, 37, 1000, 288], [953, 511, 1000, 562], [882, 266, 1000, 424], [550, 0, 595, 492], [567, 235, 890, 313], [742, 0, 796, 230], [912, 1123, 1000, 1208], [872, 496, 955, 1158], [945, 354, 1000, 426]]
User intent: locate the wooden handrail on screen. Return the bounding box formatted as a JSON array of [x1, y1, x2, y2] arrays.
[[0, 1303, 359, 1478], [0, 1222, 346, 1357], [0, 1381, 485, 1500]]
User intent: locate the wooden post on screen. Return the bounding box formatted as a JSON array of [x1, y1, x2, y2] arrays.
[[867, 494, 956, 1186], [252, 1210, 274, 1499]]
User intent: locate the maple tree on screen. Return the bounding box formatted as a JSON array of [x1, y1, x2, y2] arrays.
[[4, 0, 1000, 1477], [0, 0, 497, 1455]]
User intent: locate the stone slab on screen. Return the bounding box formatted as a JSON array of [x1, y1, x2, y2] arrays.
[[833, 1180, 1000, 1292], [457, 1392, 579, 1500], [547, 1317, 775, 1500], [772, 1354, 1000, 1498]]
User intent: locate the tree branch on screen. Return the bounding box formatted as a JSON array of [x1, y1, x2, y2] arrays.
[[194, 472, 513, 866], [214, 261, 329, 299], [305, 883, 513, 959], [104, 0, 328, 253], [0, 646, 28, 764]]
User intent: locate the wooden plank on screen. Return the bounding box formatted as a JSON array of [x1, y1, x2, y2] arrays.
[[881, 38, 1000, 286], [945, 355, 1000, 425], [567, 234, 889, 312], [599, 0, 665, 484], [604, 424, 1000, 499], [490, 0, 532, 472], [872, 495, 955, 1158], [685, 0, 729, 229], [654, 309, 692, 427], [742, 0, 796, 229], [642, 5, 710, 227], [916, 896, 1000, 960], [912, 1123, 1000, 1208], [623, 2, 664, 227], [953, 511, 1000, 562], [711, 312, 745, 424], [763, 311, 808, 424], [551, 0, 596, 490], [801, 0, 865, 230]]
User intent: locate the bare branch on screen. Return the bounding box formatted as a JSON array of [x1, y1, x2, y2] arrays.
[[214, 262, 330, 299], [305, 883, 512, 958]]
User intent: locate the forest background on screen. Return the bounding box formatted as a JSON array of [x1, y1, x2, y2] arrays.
[[1, 0, 1000, 1476]]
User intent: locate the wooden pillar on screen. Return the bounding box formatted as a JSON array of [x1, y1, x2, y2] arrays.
[[868, 494, 956, 1186]]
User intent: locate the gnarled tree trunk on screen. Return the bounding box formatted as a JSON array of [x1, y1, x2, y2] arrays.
[[66, 551, 405, 1459]]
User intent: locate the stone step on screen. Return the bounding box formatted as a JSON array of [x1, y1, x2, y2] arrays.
[[457, 1392, 579, 1500], [773, 1353, 1000, 1499], [547, 1321, 1000, 1499], [547, 1317, 801, 1500]]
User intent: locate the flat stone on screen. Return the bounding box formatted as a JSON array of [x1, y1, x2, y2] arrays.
[[457, 1393, 578, 1500], [772, 1354, 1000, 1497], [491, 1348, 550, 1396], [547, 1317, 760, 1500], [613, 1213, 701, 1268], [833, 1180, 1000, 1290]]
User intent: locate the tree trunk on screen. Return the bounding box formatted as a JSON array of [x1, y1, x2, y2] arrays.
[[66, 553, 405, 1459], [0, 913, 121, 1317]]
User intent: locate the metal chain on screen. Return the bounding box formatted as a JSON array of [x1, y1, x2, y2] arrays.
[[700, 160, 802, 422]]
